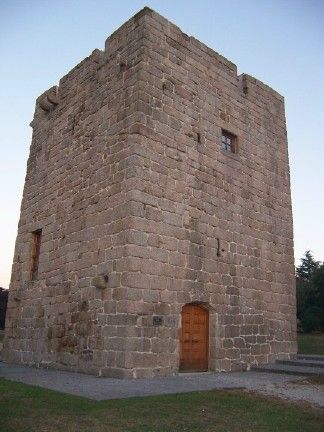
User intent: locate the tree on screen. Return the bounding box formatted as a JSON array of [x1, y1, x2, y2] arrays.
[[296, 252, 324, 333], [310, 264, 324, 315], [296, 250, 320, 280]]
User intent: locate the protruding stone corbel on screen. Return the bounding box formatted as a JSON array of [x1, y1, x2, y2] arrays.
[[91, 49, 104, 64], [38, 86, 59, 112], [239, 74, 249, 95]]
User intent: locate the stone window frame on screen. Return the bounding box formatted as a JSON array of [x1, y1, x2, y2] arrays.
[[221, 129, 237, 154]]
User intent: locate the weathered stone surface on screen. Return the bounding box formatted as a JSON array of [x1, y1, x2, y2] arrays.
[[92, 276, 108, 290], [3, 7, 296, 378]]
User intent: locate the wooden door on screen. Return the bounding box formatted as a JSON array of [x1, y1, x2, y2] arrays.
[[180, 304, 209, 372]]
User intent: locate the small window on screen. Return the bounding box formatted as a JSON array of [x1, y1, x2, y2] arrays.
[[221, 130, 237, 153], [30, 229, 42, 280]]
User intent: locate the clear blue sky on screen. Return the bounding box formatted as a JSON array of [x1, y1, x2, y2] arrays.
[[0, 0, 323, 287]]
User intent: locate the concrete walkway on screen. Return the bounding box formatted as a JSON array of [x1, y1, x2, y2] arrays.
[[0, 362, 323, 407]]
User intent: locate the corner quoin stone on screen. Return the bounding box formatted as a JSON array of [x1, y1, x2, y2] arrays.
[[3, 7, 297, 378]]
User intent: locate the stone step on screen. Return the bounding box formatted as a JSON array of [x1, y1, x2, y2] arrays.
[[297, 354, 324, 362], [276, 358, 324, 369], [251, 362, 324, 376]]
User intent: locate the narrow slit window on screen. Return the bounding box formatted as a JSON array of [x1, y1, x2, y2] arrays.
[[221, 130, 237, 154], [30, 229, 42, 280]]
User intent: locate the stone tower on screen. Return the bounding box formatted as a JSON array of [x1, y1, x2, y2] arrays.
[[4, 8, 297, 378]]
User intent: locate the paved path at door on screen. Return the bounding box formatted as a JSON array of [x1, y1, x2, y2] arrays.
[[0, 362, 323, 407]]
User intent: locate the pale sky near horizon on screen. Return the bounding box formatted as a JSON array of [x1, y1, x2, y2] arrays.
[[0, 0, 323, 288]]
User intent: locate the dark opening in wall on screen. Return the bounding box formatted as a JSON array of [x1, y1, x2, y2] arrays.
[[0, 288, 8, 330], [30, 229, 42, 280], [221, 130, 237, 154]]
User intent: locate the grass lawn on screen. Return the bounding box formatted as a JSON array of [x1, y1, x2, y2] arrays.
[[298, 333, 324, 355], [0, 378, 323, 432]]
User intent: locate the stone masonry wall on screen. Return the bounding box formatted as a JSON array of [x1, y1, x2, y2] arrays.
[[4, 8, 296, 378]]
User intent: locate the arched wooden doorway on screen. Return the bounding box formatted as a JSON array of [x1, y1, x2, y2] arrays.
[[179, 304, 209, 372]]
